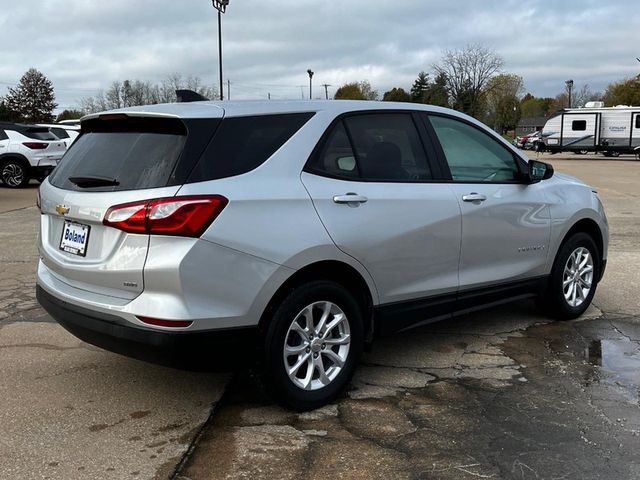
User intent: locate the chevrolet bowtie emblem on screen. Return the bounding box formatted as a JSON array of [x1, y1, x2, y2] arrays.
[[55, 204, 70, 216]]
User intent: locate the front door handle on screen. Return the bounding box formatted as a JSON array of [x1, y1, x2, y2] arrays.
[[333, 193, 368, 205], [462, 193, 487, 203]]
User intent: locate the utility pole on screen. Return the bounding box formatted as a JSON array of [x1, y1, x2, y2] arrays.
[[322, 84, 331, 100], [298, 86, 304, 99], [227, 79, 231, 101], [565, 79, 574, 109], [211, 0, 230, 101], [307, 69, 314, 100]]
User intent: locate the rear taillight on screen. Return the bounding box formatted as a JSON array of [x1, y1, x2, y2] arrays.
[[23, 142, 48, 150], [103, 195, 228, 237]]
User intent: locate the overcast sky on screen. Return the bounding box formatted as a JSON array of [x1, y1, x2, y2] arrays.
[[0, 0, 638, 111]]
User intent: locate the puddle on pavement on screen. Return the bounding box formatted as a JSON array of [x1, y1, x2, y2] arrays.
[[585, 336, 640, 389]]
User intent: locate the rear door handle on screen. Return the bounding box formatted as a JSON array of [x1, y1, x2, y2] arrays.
[[333, 193, 368, 205], [462, 193, 487, 203]]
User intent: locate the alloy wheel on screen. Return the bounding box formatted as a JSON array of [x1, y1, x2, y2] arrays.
[[562, 247, 594, 307], [283, 301, 351, 391], [1, 162, 25, 187]]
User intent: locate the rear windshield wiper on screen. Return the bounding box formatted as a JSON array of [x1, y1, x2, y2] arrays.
[[68, 176, 120, 188]]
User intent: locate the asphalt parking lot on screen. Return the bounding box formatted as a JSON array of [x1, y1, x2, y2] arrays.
[[1, 153, 640, 479]]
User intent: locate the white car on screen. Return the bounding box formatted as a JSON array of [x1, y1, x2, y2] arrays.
[[0, 123, 67, 187], [37, 124, 81, 147]]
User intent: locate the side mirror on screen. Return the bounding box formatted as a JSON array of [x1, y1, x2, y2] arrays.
[[528, 160, 554, 183]]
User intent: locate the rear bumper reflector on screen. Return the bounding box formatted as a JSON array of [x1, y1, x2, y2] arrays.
[[137, 316, 193, 328]]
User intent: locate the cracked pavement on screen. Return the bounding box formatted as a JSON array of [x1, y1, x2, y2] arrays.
[[2, 156, 640, 479]]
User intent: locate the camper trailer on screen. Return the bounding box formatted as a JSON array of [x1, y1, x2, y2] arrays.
[[541, 102, 640, 156]]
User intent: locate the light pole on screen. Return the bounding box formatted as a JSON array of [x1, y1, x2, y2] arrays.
[[307, 69, 314, 100], [565, 79, 574, 109], [212, 0, 230, 101]]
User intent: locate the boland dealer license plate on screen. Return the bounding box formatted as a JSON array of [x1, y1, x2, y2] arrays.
[[59, 221, 91, 257]]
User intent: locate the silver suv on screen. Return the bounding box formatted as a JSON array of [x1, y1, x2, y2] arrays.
[[36, 101, 608, 409]]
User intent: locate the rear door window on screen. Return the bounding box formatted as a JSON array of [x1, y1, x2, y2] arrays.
[[188, 113, 314, 182]]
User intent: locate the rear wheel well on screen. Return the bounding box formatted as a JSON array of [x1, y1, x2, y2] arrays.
[[560, 219, 604, 266], [0, 154, 30, 168], [259, 261, 374, 341]]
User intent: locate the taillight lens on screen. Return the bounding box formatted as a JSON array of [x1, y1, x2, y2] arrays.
[[23, 142, 48, 150], [103, 195, 228, 237]]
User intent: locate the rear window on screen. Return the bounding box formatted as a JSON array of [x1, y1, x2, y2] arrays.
[[187, 113, 314, 182], [49, 117, 192, 192], [50, 127, 70, 139], [22, 128, 57, 140]]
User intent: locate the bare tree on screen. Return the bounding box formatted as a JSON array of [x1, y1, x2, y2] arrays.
[[433, 44, 504, 117], [79, 75, 218, 114]]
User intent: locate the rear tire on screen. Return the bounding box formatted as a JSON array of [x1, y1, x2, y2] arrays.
[[261, 280, 363, 411], [539, 232, 600, 320], [1, 158, 30, 188]]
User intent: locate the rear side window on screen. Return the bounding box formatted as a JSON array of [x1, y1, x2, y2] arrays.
[[188, 113, 314, 182], [0, 130, 7, 141], [49, 117, 190, 192]]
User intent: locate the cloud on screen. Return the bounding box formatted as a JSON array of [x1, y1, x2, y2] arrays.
[[0, 0, 637, 109]]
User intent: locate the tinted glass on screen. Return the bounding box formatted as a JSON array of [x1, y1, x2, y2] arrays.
[[344, 113, 431, 181], [572, 120, 587, 131], [188, 113, 314, 182], [429, 115, 520, 182], [636, 116, 640, 129], [50, 127, 70, 139], [22, 128, 57, 140], [313, 122, 359, 179], [0, 130, 7, 141], [49, 117, 190, 192]]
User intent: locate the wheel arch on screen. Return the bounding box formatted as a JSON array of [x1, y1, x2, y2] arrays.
[[0, 152, 30, 167], [258, 260, 375, 341], [559, 218, 604, 269]]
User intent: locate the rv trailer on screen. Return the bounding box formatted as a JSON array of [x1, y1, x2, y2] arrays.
[[541, 102, 640, 157]]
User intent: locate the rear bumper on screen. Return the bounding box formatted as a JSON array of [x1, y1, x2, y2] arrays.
[[36, 285, 258, 370]]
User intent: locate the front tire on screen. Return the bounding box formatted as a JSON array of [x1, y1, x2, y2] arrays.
[[262, 280, 363, 410], [1, 158, 30, 188], [539, 232, 600, 320]]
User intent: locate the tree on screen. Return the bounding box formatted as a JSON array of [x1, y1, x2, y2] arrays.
[[80, 74, 218, 114], [520, 94, 554, 118], [382, 87, 411, 102], [0, 98, 11, 121], [334, 81, 378, 100], [433, 44, 503, 117], [410, 72, 430, 103], [5, 68, 57, 122], [602, 76, 640, 106], [56, 109, 85, 122], [484, 74, 524, 133], [426, 72, 449, 107]]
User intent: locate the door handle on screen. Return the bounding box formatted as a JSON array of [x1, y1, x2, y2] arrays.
[[333, 193, 368, 205], [462, 193, 487, 203]]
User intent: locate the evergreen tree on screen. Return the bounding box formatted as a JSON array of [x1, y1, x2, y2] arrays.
[[425, 72, 449, 107], [5, 68, 57, 123], [410, 72, 430, 103]]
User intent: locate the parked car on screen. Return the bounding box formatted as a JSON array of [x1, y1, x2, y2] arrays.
[[0, 122, 67, 187], [515, 131, 542, 150], [36, 101, 609, 410], [37, 123, 81, 146]]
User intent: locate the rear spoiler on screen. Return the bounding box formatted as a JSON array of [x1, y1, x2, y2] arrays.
[[175, 89, 210, 103]]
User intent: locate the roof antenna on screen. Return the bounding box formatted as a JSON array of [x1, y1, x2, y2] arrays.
[[175, 89, 210, 103]]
